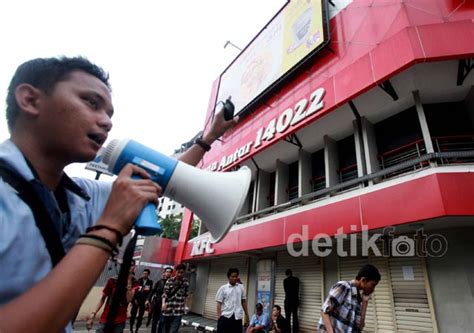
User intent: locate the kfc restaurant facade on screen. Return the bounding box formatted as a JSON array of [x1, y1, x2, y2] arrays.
[[175, 1, 474, 331]]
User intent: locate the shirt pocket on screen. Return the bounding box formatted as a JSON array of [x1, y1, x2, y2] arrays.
[[339, 301, 353, 321]]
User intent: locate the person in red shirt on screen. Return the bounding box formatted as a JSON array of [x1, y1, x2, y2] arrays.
[[87, 261, 139, 333]]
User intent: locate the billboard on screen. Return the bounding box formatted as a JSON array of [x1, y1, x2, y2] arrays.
[[216, 0, 330, 118]]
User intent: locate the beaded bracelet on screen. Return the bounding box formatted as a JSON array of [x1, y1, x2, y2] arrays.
[[86, 224, 124, 246], [76, 234, 119, 256]]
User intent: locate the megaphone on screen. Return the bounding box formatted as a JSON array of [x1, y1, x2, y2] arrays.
[[102, 139, 251, 242]]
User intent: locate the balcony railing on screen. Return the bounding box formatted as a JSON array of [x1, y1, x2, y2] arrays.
[[311, 175, 326, 192], [338, 163, 358, 183], [288, 185, 299, 200], [236, 145, 474, 223], [378, 139, 427, 179], [434, 135, 474, 164]]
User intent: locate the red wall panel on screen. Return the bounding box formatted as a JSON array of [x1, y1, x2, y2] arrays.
[[181, 172, 474, 260]]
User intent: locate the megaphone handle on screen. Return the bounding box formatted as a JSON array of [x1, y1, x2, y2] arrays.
[[131, 175, 162, 236], [135, 202, 161, 236]]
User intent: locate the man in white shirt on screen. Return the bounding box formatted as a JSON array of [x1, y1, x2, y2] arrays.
[[216, 268, 249, 333]]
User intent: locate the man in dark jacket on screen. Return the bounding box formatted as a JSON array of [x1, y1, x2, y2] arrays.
[[270, 305, 290, 333], [146, 267, 173, 333], [283, 269, 299, 333], [130, 269, 153, 333]]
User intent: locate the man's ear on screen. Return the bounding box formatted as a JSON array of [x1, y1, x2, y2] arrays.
[[15, 83, 43, 117]]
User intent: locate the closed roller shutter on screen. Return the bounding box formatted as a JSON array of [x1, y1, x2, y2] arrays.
[[370, 256, 397, 332], [203, 257, 249, 320], [338, 240, 437, 332], [389, 257, 437, 332], [274, 251, 323, 333], [338, 256, 377, 332], [338, 239, 396, 333]]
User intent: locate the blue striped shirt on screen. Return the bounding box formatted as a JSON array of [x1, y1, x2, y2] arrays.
[[0, 140, 112, 333]]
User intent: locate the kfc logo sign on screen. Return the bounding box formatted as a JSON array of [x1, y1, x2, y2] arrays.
[[191, 237, 215, 256]]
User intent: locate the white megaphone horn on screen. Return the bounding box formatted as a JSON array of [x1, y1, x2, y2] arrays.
[[102, 139, 251, 242]]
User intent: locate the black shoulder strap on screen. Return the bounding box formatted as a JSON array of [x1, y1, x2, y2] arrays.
[[0, 164, 65, 266]]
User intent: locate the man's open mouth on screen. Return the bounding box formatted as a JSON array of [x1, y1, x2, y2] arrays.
[[88, 133, 106, 146]]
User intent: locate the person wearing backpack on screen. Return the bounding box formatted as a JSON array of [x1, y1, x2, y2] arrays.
[[318, 264, 381, 333]]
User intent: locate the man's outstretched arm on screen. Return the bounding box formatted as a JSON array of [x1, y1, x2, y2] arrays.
[[178, 108, 238, 166]]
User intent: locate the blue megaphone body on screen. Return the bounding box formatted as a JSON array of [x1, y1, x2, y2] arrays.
[[102, 139, 177, 235]]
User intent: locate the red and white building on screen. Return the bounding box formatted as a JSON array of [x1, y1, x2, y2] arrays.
[[175, 1, 474, 332]]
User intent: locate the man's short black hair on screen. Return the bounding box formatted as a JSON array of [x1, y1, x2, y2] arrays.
[[143, 269, 151, 274], [285, 269, 292, 276], [355, 264, 381, 282], [175, 263, 186, 271], [227, 268, 239, 278], [256, 303, 263, 311], [164, 266, 173, 272], [273, 305, 281, 312], [6, 56, 110, 131]]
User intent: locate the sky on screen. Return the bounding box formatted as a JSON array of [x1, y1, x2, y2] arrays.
[[0, 0, 286, 180]]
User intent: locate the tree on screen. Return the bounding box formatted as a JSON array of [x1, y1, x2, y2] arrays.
[[158, 213, 199, 240]]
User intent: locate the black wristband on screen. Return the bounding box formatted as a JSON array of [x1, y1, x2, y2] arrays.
[[194, 137, 211, 152], [87, 224, 124, 246]]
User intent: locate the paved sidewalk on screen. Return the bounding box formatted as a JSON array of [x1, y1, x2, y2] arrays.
[[72, 320, 196, 333]]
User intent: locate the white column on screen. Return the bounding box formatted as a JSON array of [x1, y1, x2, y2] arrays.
[[324, 135, 339, 187], [353, 119, 367, 177], [275, 159, 289, 205], [361, 117, 380, 175], [299, 149, 312, 196], [413, 90, 435, 153], [256, 170, 270, 211]]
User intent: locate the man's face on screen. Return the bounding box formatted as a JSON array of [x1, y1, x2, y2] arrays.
[[272, 307, 280, 318], [360, 278, 378, 295], [175, 269, 185, 280], [163, 269, 172, 279], [142, 271, 150, 279], [35, 70, 113, 164], [228, 272, 239, 285], [256, 308, 262, 315]]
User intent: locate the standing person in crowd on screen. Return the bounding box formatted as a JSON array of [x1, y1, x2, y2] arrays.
[[146, 267, 173, 333], [0, 56, 238, 333], [159, 264, 189, 333], [318, 264, 381, 333], [270, 305, 290, 333], [130, 269, 153, 333], [283, 269, 299, 333], [247, 303, 271, 333], [86, 260, 139, 333], [216, 268, 249, 333]]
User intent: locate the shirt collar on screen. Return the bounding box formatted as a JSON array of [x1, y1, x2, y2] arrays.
[[349, 281, 360, 297], [0, 140, 90, 200]]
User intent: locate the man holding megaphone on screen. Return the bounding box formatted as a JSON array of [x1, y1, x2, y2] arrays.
[[0, 56, 238, 333]]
